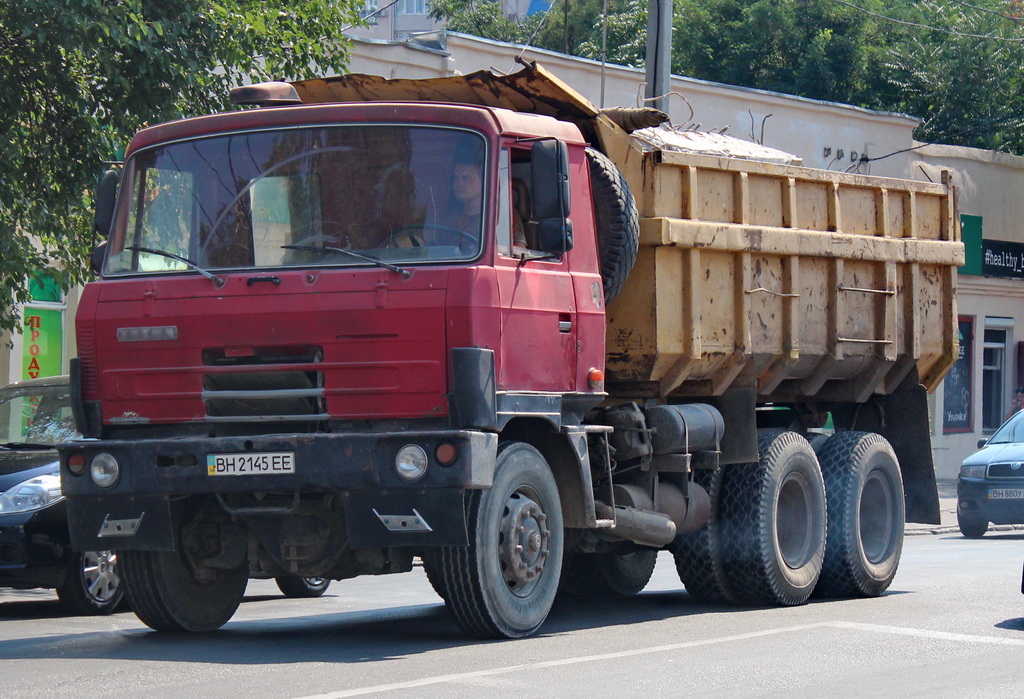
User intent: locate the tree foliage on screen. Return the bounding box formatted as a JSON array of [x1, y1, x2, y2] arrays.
[[431, 0, 1024, 154], [0, 0, 363, 335]]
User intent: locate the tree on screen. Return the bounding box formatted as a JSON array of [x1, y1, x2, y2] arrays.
[[0, 0, 364, 335]]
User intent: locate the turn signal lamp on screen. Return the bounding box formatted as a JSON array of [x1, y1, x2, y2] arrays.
[[67, 452, 88, 476], [588, 367, 605, 391]]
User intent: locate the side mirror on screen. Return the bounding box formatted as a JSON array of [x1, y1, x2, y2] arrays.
[[90, 240, 108, 275], [531, 140, 573, 254], [977, 438, 988, 449], [94, 170, 119, 239]]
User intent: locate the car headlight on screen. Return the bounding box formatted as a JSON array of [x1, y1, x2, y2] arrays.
[[0, 472, 64, 514], [960, 463, 987, 479]]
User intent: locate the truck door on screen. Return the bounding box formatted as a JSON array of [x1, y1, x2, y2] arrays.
[[494, 146, 577, 392]]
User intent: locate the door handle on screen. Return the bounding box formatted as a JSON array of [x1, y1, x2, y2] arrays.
[[558, 313, 572, 333]]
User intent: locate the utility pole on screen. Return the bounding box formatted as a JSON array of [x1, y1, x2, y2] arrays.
[[644, 0, 672, 112]]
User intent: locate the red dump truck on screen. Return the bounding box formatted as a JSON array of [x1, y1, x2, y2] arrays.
[[60, 63, 963, 639]]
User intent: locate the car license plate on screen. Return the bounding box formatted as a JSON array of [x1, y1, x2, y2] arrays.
[[988, 488, 1024, 499], [207, 452, 295, 476]]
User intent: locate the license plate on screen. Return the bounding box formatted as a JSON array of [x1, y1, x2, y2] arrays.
[[207, 452, 295, 476], [989, 488, 1024, 499]]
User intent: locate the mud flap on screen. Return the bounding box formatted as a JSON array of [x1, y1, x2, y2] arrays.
[[67, 495, 176, 551], [829, 370, 941, 525], [344, 489, 468, 547]]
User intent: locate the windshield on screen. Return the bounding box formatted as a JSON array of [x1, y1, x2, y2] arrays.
[[0, 383, 80, 446], [105, 125, 488, 275], [987, 410, 1024, 444]]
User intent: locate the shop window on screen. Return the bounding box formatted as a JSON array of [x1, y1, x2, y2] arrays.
[[982, 318, 1013, 431]]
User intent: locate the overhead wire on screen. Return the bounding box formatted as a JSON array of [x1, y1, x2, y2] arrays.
[[833, 0, 1024, 41]]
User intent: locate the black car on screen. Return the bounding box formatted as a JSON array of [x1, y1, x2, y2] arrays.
[[957, 409, 1024, 538], [0, 375, 124, 613]]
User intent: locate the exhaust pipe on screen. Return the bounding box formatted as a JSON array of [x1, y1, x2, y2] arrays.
[[595, 501, 676, 548]]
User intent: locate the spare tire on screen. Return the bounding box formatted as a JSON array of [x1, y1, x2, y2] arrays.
[[586, 147, 639, 304]]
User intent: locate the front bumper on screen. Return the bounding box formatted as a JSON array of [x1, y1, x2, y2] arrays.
[[59, 429, 496, 552], [957, 477, 1024, 525]]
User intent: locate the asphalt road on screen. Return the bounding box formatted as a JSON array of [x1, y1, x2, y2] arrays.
[[2, 526, 1023, 698]]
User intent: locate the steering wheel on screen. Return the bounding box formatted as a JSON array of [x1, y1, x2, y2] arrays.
[[385, 224, 478, 249]]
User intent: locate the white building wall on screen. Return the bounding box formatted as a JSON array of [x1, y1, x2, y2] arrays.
[[911, 144, 1024, 478]]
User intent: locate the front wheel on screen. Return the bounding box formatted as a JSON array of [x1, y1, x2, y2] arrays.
[[275, 576, 331, 598], [439, 441, 564, 639], [121, 550, 248, 632], [957, 510, 988, 539], [56, 550, 125, 615]]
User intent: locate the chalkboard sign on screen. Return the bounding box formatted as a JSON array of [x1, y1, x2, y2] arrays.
[[943, 317, 973, 433]]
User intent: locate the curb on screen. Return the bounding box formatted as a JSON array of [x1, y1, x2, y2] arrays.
[[906, 523, 1024, 536]]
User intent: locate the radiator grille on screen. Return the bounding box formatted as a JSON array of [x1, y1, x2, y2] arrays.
[[202, 345, 326, 421], [987, 462, 1024, 479]]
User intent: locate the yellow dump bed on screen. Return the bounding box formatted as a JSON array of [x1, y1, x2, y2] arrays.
[[607, 145, 962, 402], [293, 62, 963, 403]]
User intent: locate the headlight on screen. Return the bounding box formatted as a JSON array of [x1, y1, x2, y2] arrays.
[[91, 453, 121, 488], [395, 445, 428, 481], [960, 463, 987, 479], [0, 472, 64, 514]]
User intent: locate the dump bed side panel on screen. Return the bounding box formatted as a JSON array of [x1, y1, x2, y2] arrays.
[[606, 148, 963, 402]]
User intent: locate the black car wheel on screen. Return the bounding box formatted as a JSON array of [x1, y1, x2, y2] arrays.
[[56, 550, 125, 615], [957, 510, 988, 538], [275, 576, 331, 598]]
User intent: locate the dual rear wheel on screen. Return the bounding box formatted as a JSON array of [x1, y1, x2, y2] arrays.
[[672, 429, 905, 605]]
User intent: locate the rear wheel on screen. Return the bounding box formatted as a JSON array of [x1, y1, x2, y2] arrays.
[[560, 548, 658, 597], [439, 441, 563, 639], [275, 576, 331, 598], [718, 430, 826, 606], [121, 549, 247, 632], [56, 550, 124, 615], [671, 467, 736, 603], [815, 431, 905, 598], [957, 510, 988, 539]]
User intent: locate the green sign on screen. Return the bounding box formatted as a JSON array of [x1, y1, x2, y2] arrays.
[[22, 308, 63, 380]]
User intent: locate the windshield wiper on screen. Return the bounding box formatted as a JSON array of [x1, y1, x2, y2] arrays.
[[124, 246, 225, 287], [0, 441, 53, 450], [282, 245, 411, 279]]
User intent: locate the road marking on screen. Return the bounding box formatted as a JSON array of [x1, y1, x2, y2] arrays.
[[833, 621, 1024, 646], [297, 620, 1024, 698]]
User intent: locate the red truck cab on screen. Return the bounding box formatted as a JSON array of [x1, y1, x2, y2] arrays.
[[61, 96, 616, 638], [76, 101, 604, 432]]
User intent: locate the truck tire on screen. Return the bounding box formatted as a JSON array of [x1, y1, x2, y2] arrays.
[[420, 552, 450, 601], [275, 576, 331, 598], [957, 510, 988, 539], [560, 548, 658, 597], [586, 147, 639, 304], [438, 441, 563, 639], [718, 430, 826, 606], [56, 550, 125, 615], [814, 431, 905, 598], [121, 549, 248, 632], [671, 467, 736, 603]]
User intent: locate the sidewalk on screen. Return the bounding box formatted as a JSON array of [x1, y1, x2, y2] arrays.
[[904, 478, 1024, 536]]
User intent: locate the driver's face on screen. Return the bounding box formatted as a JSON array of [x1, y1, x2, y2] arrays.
[[452, 164, 482, 204]]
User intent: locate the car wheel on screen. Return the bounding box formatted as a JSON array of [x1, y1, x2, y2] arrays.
[[56, 550, 125, 615], [957, 510, 988, 538], [275, 576, 331, 598]]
